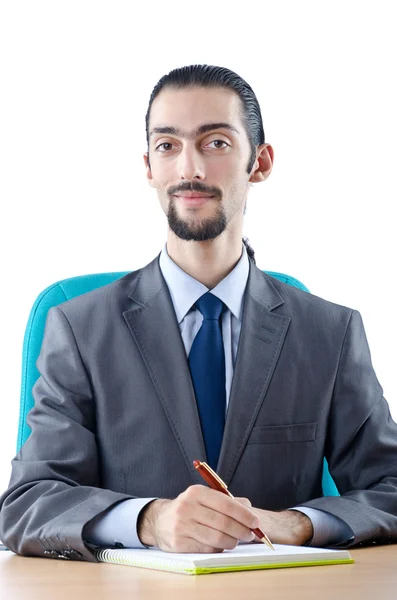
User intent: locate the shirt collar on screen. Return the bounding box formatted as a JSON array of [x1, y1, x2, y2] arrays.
[[159, 244, 249, 323]]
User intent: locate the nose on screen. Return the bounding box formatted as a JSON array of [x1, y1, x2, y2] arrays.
[[178, 144, 205, 180]]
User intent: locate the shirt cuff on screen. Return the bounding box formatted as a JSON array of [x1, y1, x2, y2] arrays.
[[83, 498, 157, 549], [291, 506, 354, 547]]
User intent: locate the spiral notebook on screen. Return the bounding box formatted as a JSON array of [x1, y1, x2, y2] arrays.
[[95, 543, 353, 575]]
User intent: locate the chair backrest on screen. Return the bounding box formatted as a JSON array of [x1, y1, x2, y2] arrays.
[[18, 270, 339, 497]]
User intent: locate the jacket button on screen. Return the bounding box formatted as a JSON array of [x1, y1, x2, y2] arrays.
[[64, 549, 83, 559]]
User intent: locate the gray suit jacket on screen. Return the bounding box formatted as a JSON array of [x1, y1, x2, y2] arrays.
[[1, 256, 397, 561]]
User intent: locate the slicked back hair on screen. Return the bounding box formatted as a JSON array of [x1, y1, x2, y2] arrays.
[[145, 64, 265, 175], [145, 65, 262, 263]]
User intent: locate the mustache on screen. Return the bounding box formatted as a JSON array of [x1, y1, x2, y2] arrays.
[[167, 181, 222, 199]]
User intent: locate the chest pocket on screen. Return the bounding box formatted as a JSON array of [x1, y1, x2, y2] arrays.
[[247, 422, 317, 445]]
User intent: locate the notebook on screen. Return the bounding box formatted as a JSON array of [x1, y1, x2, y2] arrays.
[[95, 543, 353, 575]]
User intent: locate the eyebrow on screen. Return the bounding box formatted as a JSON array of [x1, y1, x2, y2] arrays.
[[149, 122, 240, 139]]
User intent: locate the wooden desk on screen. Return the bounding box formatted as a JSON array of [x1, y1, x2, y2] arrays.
[[1, 546, 396, 600]]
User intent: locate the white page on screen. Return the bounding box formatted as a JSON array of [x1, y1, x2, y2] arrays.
[[118, 543, 347, 563]]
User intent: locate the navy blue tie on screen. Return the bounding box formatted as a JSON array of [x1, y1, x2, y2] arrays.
[[188, 292, 226, 470]]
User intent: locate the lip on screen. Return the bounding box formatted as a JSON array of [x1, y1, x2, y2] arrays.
[[174, 194, 214, 206]]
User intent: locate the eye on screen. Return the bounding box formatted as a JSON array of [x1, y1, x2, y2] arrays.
[[205, 139, 229, 149], [155, 142, 174, 152]]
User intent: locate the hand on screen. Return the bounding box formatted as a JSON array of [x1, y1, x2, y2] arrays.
[[137, 485, 260, 553], [250, 508, 313, 546]]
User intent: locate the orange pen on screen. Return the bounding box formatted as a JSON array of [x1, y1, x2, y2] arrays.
[[193, 460, 275, 551]]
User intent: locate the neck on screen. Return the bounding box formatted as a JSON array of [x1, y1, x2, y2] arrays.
[[166, 232, 243, 289]]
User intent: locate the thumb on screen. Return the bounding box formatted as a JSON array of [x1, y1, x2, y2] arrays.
[[235, 497, 252, 508]]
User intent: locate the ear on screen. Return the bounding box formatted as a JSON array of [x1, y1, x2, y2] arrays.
[[143, 152, 156, 187], [249, 144, 274, 183]]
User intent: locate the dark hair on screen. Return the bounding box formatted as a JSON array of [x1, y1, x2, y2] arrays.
[[242, 237, 256, 264], [145, 64, 265, 174], [146, 64, 262, 263]]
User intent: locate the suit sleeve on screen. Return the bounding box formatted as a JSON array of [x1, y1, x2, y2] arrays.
[[299, 309, 397, 547], [0, 306, 134, 561]]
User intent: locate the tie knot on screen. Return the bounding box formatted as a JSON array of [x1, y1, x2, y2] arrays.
[[195, 292, 224, 320]]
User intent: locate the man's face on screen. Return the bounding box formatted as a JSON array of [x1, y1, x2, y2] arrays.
[[145, 86, 257, 242]]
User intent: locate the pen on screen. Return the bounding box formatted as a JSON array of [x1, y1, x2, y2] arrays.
[[193, 460, 275, 551]]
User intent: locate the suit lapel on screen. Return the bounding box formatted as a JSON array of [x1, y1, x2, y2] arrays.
[[122, 256, 204, 484], [122, 256, 291, 487], [217, 263, 291, 485]]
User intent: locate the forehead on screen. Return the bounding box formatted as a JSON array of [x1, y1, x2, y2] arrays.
[[149, 86, 244, 134]]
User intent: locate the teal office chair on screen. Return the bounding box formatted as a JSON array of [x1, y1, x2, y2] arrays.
[[18, 270, 339, 497]]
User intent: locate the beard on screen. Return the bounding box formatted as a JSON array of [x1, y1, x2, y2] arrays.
[[167, 197, 227, 241], [166, 181, 226, 241]]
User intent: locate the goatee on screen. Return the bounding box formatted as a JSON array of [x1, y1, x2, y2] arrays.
[[167, 198, 227, 241]]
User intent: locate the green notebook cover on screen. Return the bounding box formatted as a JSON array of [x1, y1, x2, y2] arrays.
[[96, 543, 353, 575]]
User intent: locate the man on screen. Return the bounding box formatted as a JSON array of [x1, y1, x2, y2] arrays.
[[1, 65, 397, 561]]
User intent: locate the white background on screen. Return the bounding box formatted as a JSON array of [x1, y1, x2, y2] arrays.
[[0, 1, 396, 496]]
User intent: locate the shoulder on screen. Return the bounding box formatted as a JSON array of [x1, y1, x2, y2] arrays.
[[263, 271, 356, 328], [52, 253, 163, 318], [55, 270, 140, 317]]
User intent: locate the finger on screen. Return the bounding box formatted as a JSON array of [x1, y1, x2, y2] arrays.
[[157, 533, 223, 554], [235, 497, 252, 508], [187, 522, 240, 551], [195, 505, 255, 543], [170, 536, 224, 554], [189, 486, 259, 530]]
